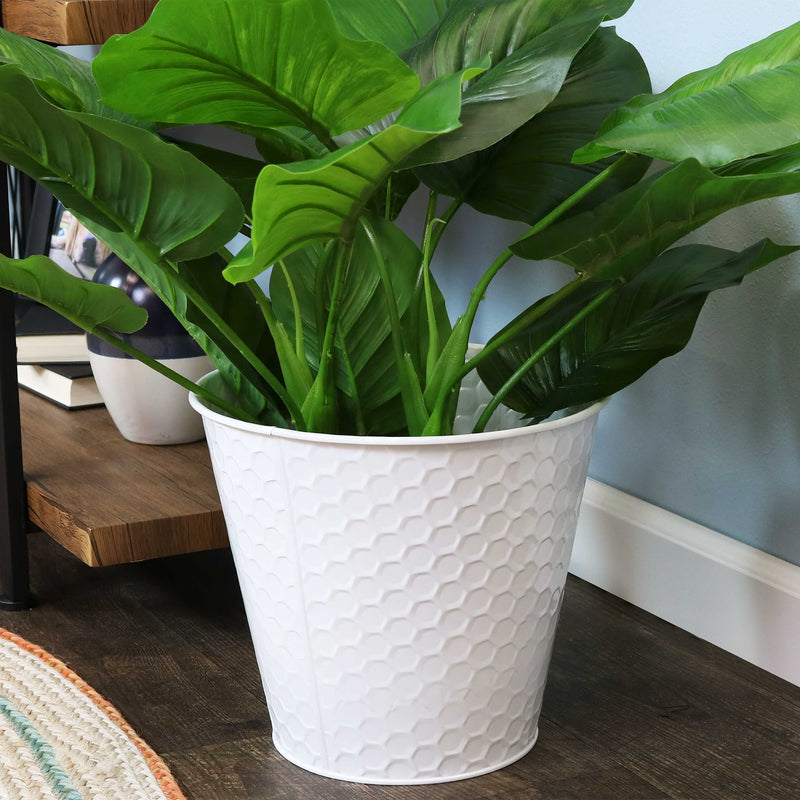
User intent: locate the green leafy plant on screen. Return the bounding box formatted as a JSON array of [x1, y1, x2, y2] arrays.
[[1, 0, 799, 436]]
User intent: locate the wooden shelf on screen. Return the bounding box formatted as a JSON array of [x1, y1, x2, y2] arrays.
[[19, 389, 228, 567], [2, 0, 157, 45]]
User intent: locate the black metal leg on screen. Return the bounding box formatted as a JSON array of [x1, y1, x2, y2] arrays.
[[0, 163, 31, 610]]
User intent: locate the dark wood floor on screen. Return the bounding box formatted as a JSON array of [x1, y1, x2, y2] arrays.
[[2, 532, 799, 800]]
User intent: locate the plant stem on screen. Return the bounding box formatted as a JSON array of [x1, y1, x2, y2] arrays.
[[163, 263, 306, 429], [422, 190, 439, 247], [466, 248, 515, 331], [318, 244, 346, 365], [428, 154, 636, 430], [336, 330, 366, 435], [466, 156, 635, 343], [467, 154, 636, 345], [471, 280, 621, 433], [310, 241, 347, 427], [421, 191, 441, 382], [425, 246, 515, 420], [90, 327, 261, 424], [247, 278, 270, 316], [246, 278, 313, 405], [66, 201, 302, 425], [428, 197, 462, 257], [385, 174, 393, 220], [514, 154, 635, 248], [361, 217, 427, 434], [459, 277, 585, 381], [276, 260, 307, 363]]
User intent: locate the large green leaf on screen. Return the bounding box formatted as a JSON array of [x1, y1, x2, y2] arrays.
[[167, 139, 264, 215], [574, 20, 800, 166], [270, 218, 448, 434], [512, 154, 800, 279], [0, 66, 243, 263], [714, 143, 800, 177], [177, 254, 285, 421], [83, 222, 282, 422], [2, 98, 268, 417], [0, 76, 280, 423], [254, 127, 327, 164], [224, 65, 484, 283], [403, 0, 633, 82], [406, 6, 621, 167], [416, 27, 651, 221], [0, 254, 146, 334], [478, 240, 798, 421], [0, 28, 152, 128], [401, 0, 634, 165], [329, 0, 453, 52], [93, 0, 420, 143]]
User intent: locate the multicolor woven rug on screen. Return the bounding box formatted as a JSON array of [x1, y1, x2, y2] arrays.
[[0, 628, 186, 800]]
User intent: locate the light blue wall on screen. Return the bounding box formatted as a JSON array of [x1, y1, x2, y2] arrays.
[[423, 0, 800, 565]]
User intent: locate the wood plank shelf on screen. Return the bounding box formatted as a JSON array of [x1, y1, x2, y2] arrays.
[[19, 389, 228, 567], [2, 0, 157, 45]]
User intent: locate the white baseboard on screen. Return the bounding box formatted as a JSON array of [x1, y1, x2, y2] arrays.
[[571, 479, 800, 687]]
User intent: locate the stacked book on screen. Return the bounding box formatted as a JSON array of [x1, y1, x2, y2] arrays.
[[15, 298, 103, 410]]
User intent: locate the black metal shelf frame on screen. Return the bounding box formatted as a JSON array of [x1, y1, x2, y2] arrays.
[[0, 164, 33, 610]]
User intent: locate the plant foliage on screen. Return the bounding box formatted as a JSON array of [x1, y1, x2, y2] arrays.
[[0, 0, 799, 435]]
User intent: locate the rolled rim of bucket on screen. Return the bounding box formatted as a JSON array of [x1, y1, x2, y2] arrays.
[[189, 372, 609, 446]]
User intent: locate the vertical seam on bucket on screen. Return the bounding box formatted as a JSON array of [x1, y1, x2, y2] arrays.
[[275, 436, 330, 769], [562, 418, 595, 569]]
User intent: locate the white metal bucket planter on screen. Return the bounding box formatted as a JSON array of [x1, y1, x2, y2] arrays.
[[190, 373, 604, 785]]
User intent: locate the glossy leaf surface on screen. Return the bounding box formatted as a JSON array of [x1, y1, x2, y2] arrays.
[[254, 127, 327, 164], [403, 0, 632, 82], [403, 0, 633, 165], [575, 20, 800, 166], [169, 140, 264, 215], [74, 222, 282, 423], [0, 253, 146, 333], [0, 85, 281, 423], [329, 0, 452, 52], [225, 66, 483, 282], [478, 240, 798, 421], [0, 28, 151, 127], [513, 155, 800, 279], [416, 27, 651, 221], [0, 66, 243, 263], [94, 0, 419, 141], [271, 218, 449, 434]]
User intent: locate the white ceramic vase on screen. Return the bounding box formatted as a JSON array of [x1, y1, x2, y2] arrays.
[[90, 351, 211, 445], [88, 254, 211, 445], [189, 371, 604, 784]]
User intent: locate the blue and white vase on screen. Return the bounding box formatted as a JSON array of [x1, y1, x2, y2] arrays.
[[87, 255, 211, 445]]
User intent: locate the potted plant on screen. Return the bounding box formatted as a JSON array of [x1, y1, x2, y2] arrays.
[[1, 0, 799, 784]]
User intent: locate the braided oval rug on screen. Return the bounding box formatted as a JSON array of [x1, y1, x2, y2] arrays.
[[0, 628, 186, 800]]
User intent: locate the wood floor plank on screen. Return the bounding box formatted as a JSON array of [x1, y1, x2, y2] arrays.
[[544, 580, 800, 799], [1, 532, 798, 800]]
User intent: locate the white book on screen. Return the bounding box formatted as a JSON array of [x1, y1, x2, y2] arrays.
[[15, 301, 90, 364], [15, 333, 90, 364], [17, 363, 103, 410]]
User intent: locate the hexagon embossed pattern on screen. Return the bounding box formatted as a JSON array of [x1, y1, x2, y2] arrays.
[[196, 378, 604, 785]]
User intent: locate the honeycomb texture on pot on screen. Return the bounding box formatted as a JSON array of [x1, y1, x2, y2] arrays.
[[201, 379, 601, 784]]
